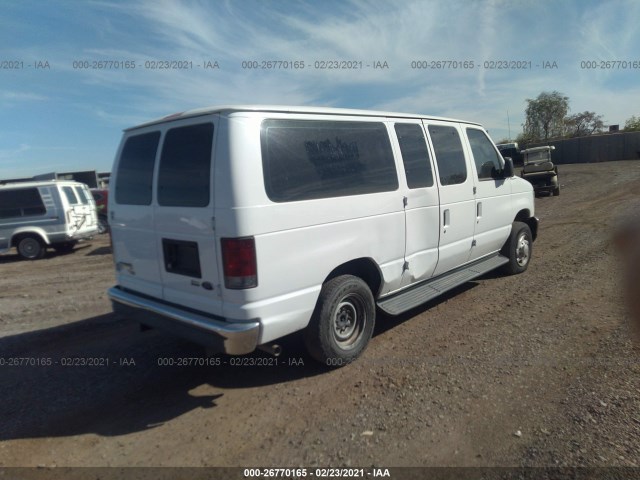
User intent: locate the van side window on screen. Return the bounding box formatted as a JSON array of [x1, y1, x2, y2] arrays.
[[261, 120, 398, 202], [0, 188, 46, 218], [115, 131, 161, 206], [62, 186, 79, 205], [428, 125, 467, 186], [466, 128, 503, 180], [158, 123, 213, 207], [394, 123, 434, 188]]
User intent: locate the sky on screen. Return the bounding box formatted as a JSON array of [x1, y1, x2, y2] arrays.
[[1, 0, 639, 179]]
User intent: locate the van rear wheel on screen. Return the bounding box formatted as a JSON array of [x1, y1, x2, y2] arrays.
[[304, 275, 375, 367], [17, 235, 46, 260]]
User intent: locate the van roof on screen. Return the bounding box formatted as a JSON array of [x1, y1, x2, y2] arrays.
[[125, 105, 483, 131], [0, 180, 85, 190]]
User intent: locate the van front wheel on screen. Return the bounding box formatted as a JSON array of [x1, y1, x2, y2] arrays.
[[304, 275, 375, 366], [17, 235, 46, 260], [501, 221, 533, 275]]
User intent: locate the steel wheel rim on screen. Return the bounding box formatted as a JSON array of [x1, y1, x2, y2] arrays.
[[516, 233, 530, 267], [20, 238, 39, 257], [333, 294, 366, 348]]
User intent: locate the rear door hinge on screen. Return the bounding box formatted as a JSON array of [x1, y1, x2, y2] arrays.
[[403, 196, 408, 207], [402, 261, 409, 271], [473, 186, 477, 195], [211, 216, 216, 231]]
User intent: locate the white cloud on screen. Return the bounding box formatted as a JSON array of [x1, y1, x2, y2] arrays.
[[0, 144, 31, 160], [5, 0, 640, 145], [1, 92, 47, 102]]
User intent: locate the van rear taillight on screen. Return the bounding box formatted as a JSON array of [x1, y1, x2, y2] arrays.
[[221, 237, 257, 289]]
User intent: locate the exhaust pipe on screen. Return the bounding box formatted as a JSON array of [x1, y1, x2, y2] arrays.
[[258, 344, 282, 357]]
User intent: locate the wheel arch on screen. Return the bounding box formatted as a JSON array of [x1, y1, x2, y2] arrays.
[[11, 228, 49, 247], [324, 257, 383, 298], [514, 209, 538, 241]]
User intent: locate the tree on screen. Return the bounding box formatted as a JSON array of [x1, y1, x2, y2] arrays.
[[564, 111, 604, 137], [523, 91, 569, 142], [625, 115, 640, 132], [515, 131, 537, 150]]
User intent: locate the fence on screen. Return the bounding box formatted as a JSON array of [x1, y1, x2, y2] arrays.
[[527, 131, 640, 164]]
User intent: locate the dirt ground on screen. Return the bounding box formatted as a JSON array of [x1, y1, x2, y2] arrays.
[[1, 161, 640, 472]]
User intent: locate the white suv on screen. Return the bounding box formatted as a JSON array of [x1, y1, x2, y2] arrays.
[[108, 106, 538, 365]]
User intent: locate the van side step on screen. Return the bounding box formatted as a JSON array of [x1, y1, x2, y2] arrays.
[[377, 254, 509, 315]]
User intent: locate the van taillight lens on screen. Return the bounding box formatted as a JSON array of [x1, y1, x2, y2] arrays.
[[221, 237, 257, 289]]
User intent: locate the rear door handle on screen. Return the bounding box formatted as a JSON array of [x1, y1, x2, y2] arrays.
[[477, 202, 482, 219], [443, 209, 450, 227]]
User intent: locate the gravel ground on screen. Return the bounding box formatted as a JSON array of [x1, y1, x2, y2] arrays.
[[0, 161, 639, 476]]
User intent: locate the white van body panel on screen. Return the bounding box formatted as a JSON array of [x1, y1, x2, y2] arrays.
[[108, 105, 537, 354]]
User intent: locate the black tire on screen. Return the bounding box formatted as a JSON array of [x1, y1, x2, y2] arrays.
[[17, 235, 46, 260], [53, 241, 77, 254], [304, 275, 376, 367], [500, 222, 533, 275], [551, 174, 560, 196]]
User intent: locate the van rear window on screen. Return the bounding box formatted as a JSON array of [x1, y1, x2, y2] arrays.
[[261, 120, 398, 202], [0, 188, 46, 218], [74, 186, 90, 205], [62, 186, 79, 205], [158, 123, 213, 207], [115, 131, 161, 205]]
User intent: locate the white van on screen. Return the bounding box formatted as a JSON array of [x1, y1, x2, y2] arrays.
[[0, 180, 99, 259], [108, 106, 538, 364]]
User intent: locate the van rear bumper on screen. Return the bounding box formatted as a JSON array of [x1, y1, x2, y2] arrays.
[[108, 286, 260, 355]]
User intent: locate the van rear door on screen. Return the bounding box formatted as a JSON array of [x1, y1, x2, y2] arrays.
[[60, 185, 92, 234], [153, 119, 221, 314], [110, 130, 163, 299], [72, 184, 99, 232]]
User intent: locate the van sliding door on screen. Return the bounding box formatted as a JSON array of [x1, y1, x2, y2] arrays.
[[424, 121, 476, 276], [393, 121, 440, 287]]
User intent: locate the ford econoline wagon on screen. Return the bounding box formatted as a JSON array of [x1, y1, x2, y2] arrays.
[[0, 180, 99, 260], [108, 106, 538, 365]]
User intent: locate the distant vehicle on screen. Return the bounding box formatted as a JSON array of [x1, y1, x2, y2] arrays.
[[520, 146, 560, 196], [496, 142, 522, 165], [0, 180, 99, 259], [108, 105, 538, 365], [90, 188, 109, 233]]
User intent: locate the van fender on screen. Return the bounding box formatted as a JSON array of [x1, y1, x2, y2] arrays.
[[513, 209, 538, 241], [323, 257, 384, 298], [11, 227, 51, 246]]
